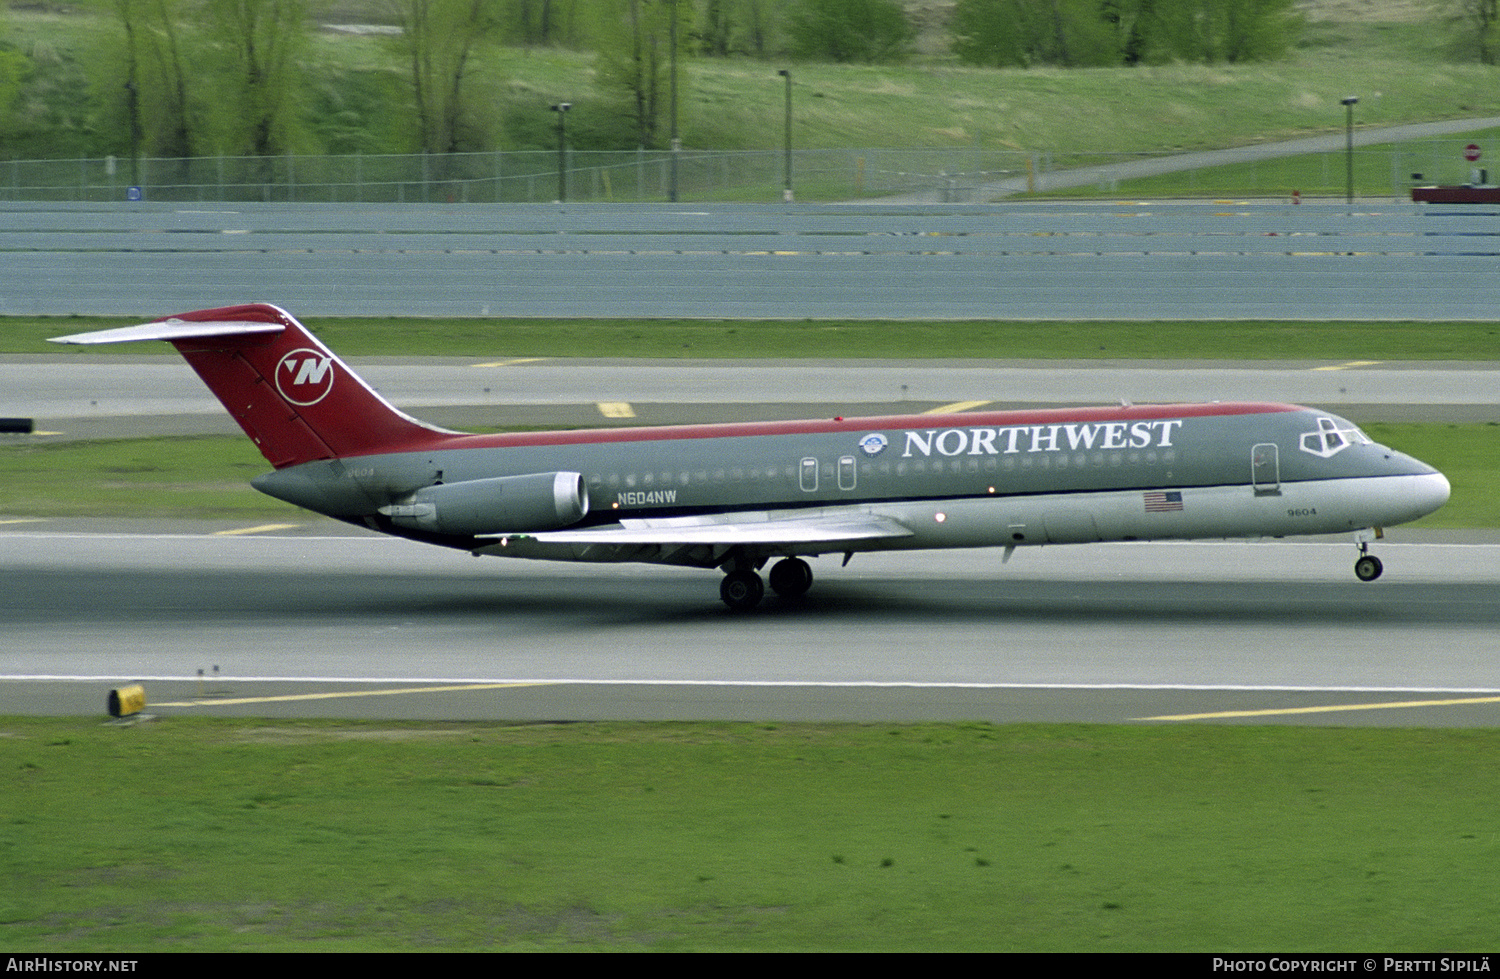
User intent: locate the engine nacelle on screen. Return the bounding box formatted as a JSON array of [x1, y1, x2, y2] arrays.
[[380, 471, 589, 536]]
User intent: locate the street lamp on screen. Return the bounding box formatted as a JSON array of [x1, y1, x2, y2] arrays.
[[778, 69, 792, 202], [669, 0, 679, 202], [1341, 96, 1358, 206], [551, 102, 571, 203]]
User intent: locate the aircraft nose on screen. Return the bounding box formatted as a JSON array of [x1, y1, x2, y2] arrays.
[[1386, 469, 1450, 525], [1414, 470, 1452, 518]]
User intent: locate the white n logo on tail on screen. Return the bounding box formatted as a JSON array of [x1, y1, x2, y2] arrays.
[[276, 349, 335, 406]]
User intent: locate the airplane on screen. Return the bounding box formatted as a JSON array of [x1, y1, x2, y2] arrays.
[[51, 303, 1451, 610]]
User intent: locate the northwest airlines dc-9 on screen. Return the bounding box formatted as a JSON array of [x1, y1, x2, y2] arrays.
[[52, 304, 1451, 611]]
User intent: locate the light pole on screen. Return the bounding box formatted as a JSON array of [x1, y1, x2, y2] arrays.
[[1341, 96, 1358, 206], [669, 0, 679, 202], [551, 102, 571, 203], [778, 69, 792, 203]]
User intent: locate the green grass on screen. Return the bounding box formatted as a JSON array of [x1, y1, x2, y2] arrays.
[[4, 422, 1495, 526], [4, 717, 1499, 951], [17, 316, 1500, 360], [1362, 422, 1500, 528], [0, 436, 277, 519]]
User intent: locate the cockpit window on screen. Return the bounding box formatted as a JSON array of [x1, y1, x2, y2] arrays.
[[1300, 416, 1371, 458]]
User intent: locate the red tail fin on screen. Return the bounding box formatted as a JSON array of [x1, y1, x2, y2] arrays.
[[51, 303, 455, 468]]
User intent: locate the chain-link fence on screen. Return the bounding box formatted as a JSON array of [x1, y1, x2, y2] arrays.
[[0, 142, 1491, 204]]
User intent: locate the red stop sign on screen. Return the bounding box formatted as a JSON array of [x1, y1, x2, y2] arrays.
[[1464, 143, 1483, 162]]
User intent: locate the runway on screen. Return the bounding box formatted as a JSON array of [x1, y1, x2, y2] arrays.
[[2, 201, 1495, 726], [5, 356, 1498, 435], [3, 527, 1498, 726], [6, 200, 1500, 319]]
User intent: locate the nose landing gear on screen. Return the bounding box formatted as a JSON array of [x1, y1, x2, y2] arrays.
[[1353, 528, 1384, 582]]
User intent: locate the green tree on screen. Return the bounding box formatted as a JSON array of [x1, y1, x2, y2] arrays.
[[953, 0, 1122, 67], [116, 0, 199, 159], [697, 0, 784, 57], [388, 0, 505, 155], [504, 0, 592, 47], [595, 0, 691, 149], [1449, 0, 1500, 63], [207, 0, 309, 157], [787, 0, 914, 63], [1138, 0, 1300, 63]]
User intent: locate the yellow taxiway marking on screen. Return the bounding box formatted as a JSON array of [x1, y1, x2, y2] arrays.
[[1140, 695, 1500, 722], [152, 681, 554, 709], [1312, 360, 1381, 371], [925, 400, 991, 415], [598, 401, 636, 418], [471, 357, 546, 368], [0, 518, 47, 526], [213, 523, 302, 536]]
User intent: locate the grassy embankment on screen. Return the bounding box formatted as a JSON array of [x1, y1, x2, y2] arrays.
[[7, 4, 1500, 198]]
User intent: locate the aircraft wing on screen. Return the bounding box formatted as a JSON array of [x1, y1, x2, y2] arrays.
[[493, 510, 914, 548]]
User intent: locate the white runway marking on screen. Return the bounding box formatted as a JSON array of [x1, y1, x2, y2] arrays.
[[8, 675, 1500, 694]]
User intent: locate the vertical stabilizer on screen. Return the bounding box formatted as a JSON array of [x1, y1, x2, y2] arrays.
[[51, 303, 455, 468]]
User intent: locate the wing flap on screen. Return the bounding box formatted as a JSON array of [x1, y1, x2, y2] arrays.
[[515, 511, 913, 547]]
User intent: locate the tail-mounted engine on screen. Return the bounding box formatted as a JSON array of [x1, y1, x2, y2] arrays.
[[379, 471, 589, 536]]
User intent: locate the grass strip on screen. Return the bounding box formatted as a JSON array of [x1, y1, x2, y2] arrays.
[[4, 717, 1499, 951], [0, 436, 278, 519], [12, 316, 1500, 361], [3, 423, 1495, 526]]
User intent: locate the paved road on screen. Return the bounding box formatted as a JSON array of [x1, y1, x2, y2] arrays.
[[5, 200, 1500, 319], [976, 117, 1500, 199]]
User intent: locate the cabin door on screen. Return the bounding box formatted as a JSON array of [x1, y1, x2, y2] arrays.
[[1252, 443, 1281, 496]]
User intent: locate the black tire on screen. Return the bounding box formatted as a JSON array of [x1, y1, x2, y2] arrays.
[[720, 570, 765, 611], [1354, 554, 1384, 582], [768, 558, 814, 598]]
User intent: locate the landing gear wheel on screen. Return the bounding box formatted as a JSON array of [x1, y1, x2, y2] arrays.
[[768, 558, 814, 598], [1354, 554, 1384, 582], [720, 570, 765, 611]]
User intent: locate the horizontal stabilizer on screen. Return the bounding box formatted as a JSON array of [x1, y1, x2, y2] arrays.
[[49, 319, 284, 346]]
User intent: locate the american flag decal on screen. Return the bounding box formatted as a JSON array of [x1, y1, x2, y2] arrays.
[[1143, 490, 1184, 512]]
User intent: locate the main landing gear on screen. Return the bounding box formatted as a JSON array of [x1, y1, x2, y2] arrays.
[[1353, 528, 1384, 582], [719, 557, 814, 611]]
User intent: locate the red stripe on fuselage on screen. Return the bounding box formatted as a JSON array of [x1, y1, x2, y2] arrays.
[[349, 401, 1304, 459]]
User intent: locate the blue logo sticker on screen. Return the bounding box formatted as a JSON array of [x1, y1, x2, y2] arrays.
[[859, 433, 888, 456]]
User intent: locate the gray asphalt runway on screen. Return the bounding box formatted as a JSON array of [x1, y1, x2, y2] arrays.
[[6, 356, 1498, 434], [5, 200, 1500, 319], [3, 529, 1498, 726]]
